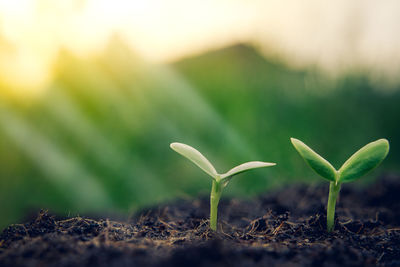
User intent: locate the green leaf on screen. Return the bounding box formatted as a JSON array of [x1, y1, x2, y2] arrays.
[[338, 139, 389, 183], [170, 142, 218, 178], [291, 138, 337, 182], [220, 161, 276, 185]]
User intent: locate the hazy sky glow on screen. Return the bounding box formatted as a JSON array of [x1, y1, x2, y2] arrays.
[[0, 0, 399, 95]]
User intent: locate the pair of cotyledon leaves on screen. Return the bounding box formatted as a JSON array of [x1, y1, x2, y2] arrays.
[[291, 138, 389, 184], [170, 143, 275, 187]]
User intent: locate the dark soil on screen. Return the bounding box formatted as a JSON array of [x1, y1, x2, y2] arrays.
[[1, 175, 400, 267]]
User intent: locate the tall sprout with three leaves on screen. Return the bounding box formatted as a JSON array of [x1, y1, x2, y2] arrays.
[[291, 138, 389, 232], [170, 142, 276, 231]]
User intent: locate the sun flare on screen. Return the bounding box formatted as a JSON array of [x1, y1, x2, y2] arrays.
[[0, 0, 399, 97]]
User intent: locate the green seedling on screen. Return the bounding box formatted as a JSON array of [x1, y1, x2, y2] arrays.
[[291, 138, 389, 232], [170, 142, 276, 231]]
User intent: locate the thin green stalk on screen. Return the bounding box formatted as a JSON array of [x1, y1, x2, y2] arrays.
[[327, 181, 341, 232], [210, 179, 222, 231]]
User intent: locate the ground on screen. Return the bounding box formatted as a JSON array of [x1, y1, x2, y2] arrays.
[[1, 175, 399, 267]]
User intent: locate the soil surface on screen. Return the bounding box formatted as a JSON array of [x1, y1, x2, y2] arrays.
[[1, 175, 400, 267]]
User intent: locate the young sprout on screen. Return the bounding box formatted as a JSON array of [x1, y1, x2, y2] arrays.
[[291, 138, 389, 232], [170, 142, 276, 231]]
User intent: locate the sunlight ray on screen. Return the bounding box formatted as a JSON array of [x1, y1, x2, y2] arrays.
[[0, 104, 114, 210], [145, 63, 260, 160], [41, 85, 169, 203]]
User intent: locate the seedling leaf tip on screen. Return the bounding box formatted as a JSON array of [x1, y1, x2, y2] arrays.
[[339, 139, 389, 183], [170, 142, 218, 178], [290, 138, 336, 182]]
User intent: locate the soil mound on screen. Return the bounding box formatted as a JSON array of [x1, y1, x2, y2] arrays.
[[1, 175, 399, 266]]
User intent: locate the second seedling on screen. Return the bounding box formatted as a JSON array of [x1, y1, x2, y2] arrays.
[[170, 142, 276, 231]]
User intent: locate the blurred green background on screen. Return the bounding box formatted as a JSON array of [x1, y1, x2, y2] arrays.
[[1, 40, 399, 228], [1, 1, 400, 229]]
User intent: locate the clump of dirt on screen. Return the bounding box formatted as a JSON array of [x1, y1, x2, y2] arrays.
[[1, 175, 399, 267]]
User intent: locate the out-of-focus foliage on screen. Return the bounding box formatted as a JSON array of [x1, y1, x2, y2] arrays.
[[1, 40, 399, 229]]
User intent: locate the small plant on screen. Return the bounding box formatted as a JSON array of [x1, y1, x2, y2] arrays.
[[291, 138, 389, 232], [170, 142, 276, 231]]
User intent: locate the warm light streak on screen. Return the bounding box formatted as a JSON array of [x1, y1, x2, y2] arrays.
[[0, 0, 399, 96]]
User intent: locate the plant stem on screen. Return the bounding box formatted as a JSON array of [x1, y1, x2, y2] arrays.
[[327, 181, 341, 232], [210, 179, 222, 231]]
